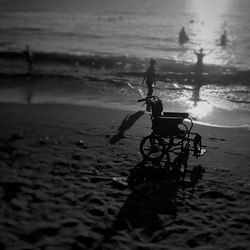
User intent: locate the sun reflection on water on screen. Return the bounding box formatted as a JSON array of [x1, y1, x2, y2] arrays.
[[176, 84, 214, 120], [191, 0, 231, 41], [187, 101, 213, 120], [188, 0, 232, 65]]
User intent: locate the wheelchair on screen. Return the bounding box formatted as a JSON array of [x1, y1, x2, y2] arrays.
[[136, 96, 206, 184]]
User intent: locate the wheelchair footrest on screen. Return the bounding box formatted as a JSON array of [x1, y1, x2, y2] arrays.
[[200, 148, 206, 156]]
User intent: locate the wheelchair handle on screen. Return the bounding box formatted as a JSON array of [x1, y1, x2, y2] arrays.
[[137, 96, 159, 103], [137, 98, 147, 103]]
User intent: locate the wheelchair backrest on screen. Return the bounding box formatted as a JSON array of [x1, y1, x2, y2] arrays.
[[151, 99, 163, 117]]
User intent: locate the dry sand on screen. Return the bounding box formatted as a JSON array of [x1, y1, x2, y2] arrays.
[[0, 101, 250, 250]]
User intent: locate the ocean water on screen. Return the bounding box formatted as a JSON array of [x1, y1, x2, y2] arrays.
[[0, 0, 250, 127]]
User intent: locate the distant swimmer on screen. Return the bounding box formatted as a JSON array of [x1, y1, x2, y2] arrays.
[[179, 27, 189, 44], [142, 59, 156, 111], [220, 30, 229, 46], [24, 45, 33, 74]]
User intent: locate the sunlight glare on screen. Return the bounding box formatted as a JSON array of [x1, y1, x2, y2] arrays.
[[188, 101, 213, 119], [191, 0, 231, 46]]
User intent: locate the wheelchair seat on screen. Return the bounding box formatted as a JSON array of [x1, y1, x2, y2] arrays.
[[151, 98, 189, 119], [152, 116, 186, 137]]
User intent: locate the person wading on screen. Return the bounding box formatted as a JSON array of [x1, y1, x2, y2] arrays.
[[142, 59, 156, 111]]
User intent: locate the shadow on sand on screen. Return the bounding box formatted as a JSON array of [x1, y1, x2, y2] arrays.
[[93, 164, 181, 249], [109, 110, 145, 144]]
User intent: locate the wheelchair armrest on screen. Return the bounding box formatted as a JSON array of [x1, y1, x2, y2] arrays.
[[163, 112, 189, 119]]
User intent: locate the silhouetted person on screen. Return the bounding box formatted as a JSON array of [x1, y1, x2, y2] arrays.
[[194, 48, 208, 86], [24, 45, 33, 74], [142, 59, 156, 97], [179, 27, 189, 44], [194, 48, 207, 70], [142, 59, 156, 111], [220, 30, 228, 46]]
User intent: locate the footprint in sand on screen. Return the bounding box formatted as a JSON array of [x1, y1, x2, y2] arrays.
[[208, 137, 226, 142], [200, 191, 236, 201]]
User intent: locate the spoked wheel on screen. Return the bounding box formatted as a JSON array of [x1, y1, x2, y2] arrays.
[[140, 134, 165, 161]]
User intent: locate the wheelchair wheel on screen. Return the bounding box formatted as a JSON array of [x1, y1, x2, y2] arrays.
[[140, 135, 165, 161]]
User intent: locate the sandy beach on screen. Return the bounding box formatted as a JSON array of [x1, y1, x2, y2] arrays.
[[0, 78, 250, 250], [1, 0, 250, 248]]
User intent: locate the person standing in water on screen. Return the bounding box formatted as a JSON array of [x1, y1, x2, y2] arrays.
[[194, 48, 208, 73], [193, 48, 208, 87], [142, 59, 156, 97], [24, 45, 33, 74], [142, 59, 156, 111], [220, 30, 229, 46], [179, 27, 189, 44]]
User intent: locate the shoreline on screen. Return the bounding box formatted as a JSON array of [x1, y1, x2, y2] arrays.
[[0, 73, 249, 128], [1, 101, 250, 130], [0, 63, 249, 129]]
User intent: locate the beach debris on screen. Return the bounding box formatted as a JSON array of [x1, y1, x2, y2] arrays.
[[112, 177, 128, 188], [76, 140, 88, 148], [39, 135, 51, 144], [39, 136, 62, 145]]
